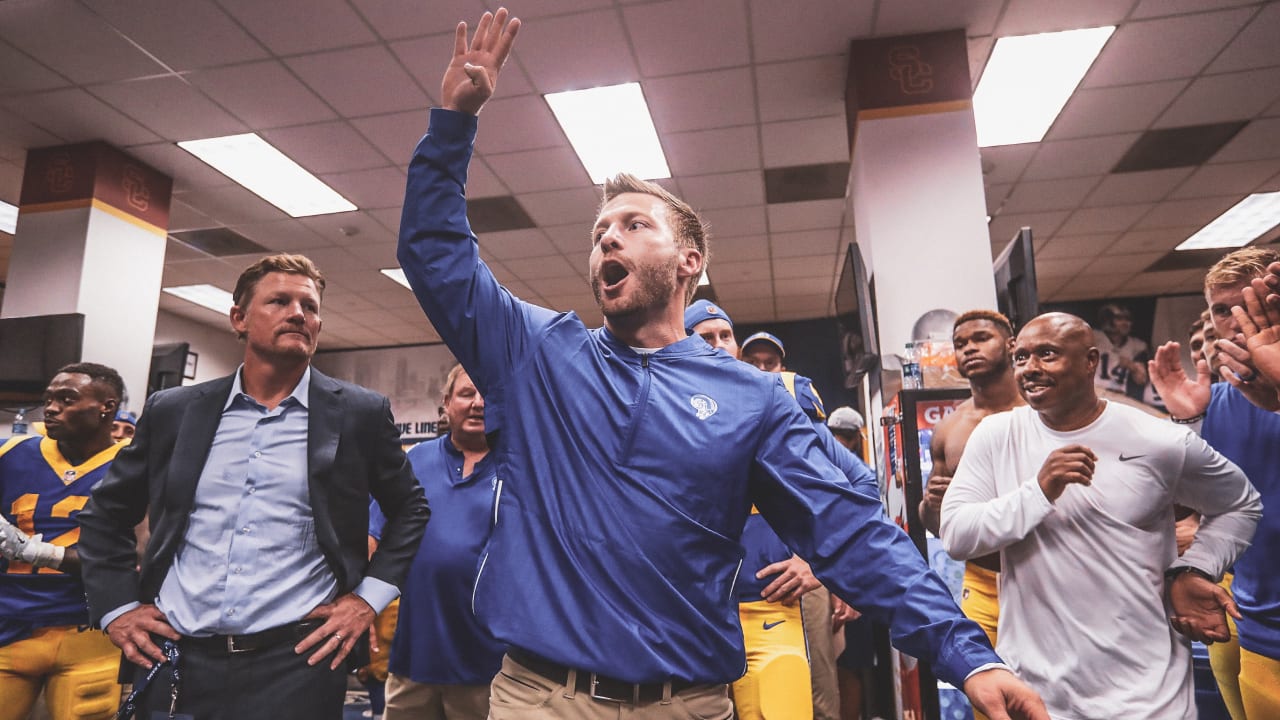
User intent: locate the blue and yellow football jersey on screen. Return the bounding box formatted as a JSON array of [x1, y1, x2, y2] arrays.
[[0, 435, 121, 633]]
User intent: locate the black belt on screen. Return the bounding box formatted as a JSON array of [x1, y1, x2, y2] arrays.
[[507, 647, 699, 704], [181, 620, 322, 656]]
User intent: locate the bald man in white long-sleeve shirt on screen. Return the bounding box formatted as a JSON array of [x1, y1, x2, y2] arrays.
[[940, 312, 1261, 720]]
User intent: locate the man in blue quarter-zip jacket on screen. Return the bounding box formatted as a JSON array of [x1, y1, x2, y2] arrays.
[[396, 9, 1047, 720]]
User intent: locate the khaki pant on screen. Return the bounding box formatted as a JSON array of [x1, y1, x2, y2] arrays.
[[802, 587, 841, 720], [487, 654, 732, 719], [384, 672, 489, 720]]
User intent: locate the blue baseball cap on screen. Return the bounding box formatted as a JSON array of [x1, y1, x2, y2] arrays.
[[741, 331, 785, 358], [684, 299, 734, 333], [114, 410, 137, 426]]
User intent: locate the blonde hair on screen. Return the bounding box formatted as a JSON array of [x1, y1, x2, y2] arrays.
[[233, 253, 327, 306], [599, 173, 709, 304], [442, 363, 468, 402], [1204, 247, 1280, 294], [953, 309, 1013, 337]]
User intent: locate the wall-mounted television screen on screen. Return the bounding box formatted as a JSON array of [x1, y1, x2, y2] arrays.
[[993, 227, 1039, 332], [0, 314, 86, 404]]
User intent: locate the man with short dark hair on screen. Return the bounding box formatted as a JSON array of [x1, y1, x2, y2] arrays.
[[396, 10, 1046, 720], [0, 363, 127, 720], [78, 253, 429, 720], [942, 312, 1261, 719]]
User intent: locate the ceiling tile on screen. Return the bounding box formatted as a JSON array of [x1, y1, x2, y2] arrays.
[[461, 156, 512, 198], [1037, 233, 1117, 259], [768, 229, 839, 257], [709, 233, 770, 262], [517, 187, 601, 227], [1132, 196, 1238, 230], [980, 144, 1038, 185], [123, 142, 235, 194], [749, 0, 872, 64], [0, 1, 167, 84], [766, 199, 845, 233], [761, 116, 848, 168], [477, 228, 560, 260], [1111, 269, 1205, 298], [1131, 0, 1259, 19], [774, 274, 836, 297], [754, 55, 846, 124], [301, 211, 395, 248], [545, 223, 593, 256], [711, 258, 773, 284], [646, 68, 756, 134], [89, 77, 247, 141], [513, 10, 638, 94], [1081, 251, 1164, 276], [261, 121, 387, 175], [664, 126, 761, 175], [1057, 204, 1151, 235], [624, 0, 749, 77], [1170, 159, 1280, 199], [775, 294, 833, 320], [700, 205, 768, 239], [530, 275, 591, 297], [350, 0, 484, 41], [1155, 68, 1280, 128], [189, 61, 337, 130], [1052, 272, 1132, 300], [166, 198, 216, 232], [873, 0, 1003, 36], [1021, 134, 1140, 181], [287, 45, 429, 118], [988, 211, 1070, 243], [995, 0, 1133, 36], [1083, 168, 1194, 207], [218, 0, 377, 55], [485, 147, 591, 193], [0, 110, 60, 162], [504, 253, 578, 280], [1001, 177, 1100, 213], [390, 34, 529, 103], [1111, 226, 1201, 254], [773, 253, 838, 278], [1210, 117, 1280, 162], [352, 109, 430, 165], [1205, 2, 1280, 73], [678, 171, 765, 211], [82, 0, 267, 71], [229, 219, 333, 252], [1046, 80, 1187, 140], [1082, 8, 1254, 87], [319, 166, 407, 210], [986, 183, 1012, 214], [474, 95, 564, 154], [1, 88, 161, 146], [179, 184, 289, 225], [0, 40, 70, 95], [967, 36, 994, 89]]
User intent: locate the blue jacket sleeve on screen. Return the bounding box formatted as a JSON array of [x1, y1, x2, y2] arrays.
[[750, 380, 998, 686], [814, 423, 880, 501], [397, 108, 558, 420]]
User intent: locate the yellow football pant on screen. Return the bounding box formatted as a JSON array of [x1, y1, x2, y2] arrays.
[[961, 563, 999, 720], [0, 626, 120, 720], [734, 600, 811, 720], [1240, 646, 1280, 720], [1206, 574, 1244, 720]]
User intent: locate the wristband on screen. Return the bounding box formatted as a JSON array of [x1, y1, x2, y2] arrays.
[[1170, 412, 1205, 425], [1164, 565, 1214, 584]]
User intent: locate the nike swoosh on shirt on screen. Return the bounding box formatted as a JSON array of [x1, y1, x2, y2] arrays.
[[1118, 453, 1146, 462], [763, 620, 786, 630]]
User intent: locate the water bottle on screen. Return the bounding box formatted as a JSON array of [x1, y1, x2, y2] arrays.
[[11, 408, 28, 436], [902, 342, 923, 390]]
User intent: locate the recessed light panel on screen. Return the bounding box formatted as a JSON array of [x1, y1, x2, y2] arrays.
[[163, 284, 234, 315], [545, 83, 670, 183], [1176, 191, 1280, 251]]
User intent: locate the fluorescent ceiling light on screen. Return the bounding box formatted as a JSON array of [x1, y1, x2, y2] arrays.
[[178, 133, 356, 217], [697, 270, 711, 287], [545, 83, 670, 183], [1175, 191, 1280, 251], [973, 26, 1114, 147], [0, 200, 16, 234], [163, 284, 234, 315], [381, 268, 411, 289]]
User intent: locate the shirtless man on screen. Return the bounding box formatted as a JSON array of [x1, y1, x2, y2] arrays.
[[918, 310, 1023, 651]]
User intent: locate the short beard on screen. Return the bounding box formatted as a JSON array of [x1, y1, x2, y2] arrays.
[[591, 254, 679, 320]]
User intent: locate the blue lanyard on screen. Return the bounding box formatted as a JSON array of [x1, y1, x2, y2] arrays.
[[114, 640, 181, 720]]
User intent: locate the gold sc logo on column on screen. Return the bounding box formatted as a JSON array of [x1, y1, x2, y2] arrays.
[[888, 46, 934, 95]]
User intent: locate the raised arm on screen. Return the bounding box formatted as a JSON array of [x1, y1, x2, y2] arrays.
[[1148, 341, 1211, 419], [1234, 282, 1280, 395], [441, 8, 520, 115]]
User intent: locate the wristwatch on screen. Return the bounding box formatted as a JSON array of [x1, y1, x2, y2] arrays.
[[1164, 566, 1215, 584]]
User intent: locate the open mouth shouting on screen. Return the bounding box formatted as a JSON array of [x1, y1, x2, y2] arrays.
[[1021, 376, 1053, 402], [598, 259, 630, 295]]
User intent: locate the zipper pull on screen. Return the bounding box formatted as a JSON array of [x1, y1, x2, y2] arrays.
[[641, 353, 650, 368]]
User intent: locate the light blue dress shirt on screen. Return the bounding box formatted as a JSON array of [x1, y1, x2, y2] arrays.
[[102, 366, 397, 635]]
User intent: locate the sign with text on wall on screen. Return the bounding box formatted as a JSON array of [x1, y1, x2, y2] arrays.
[[312, 343, 459, 443]]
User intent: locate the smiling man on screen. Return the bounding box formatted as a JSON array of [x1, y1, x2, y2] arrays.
[[78, 254, 429, 720], [396, 9, 1048, 720], [0, 363, 126, 720], [941, 312, 1261, 720]]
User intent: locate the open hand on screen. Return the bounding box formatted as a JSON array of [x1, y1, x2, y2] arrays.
[[442, 8, 521, 115], [1147, 341, 1210, 419], [1167, 571, 1236, 644], [964, 668, 1049, 720], [1232, 282, 1280, 389], [757, 555, 822, 606]]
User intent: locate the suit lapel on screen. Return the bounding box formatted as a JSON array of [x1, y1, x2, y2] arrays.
[[167, 376, 233, 513], [307, 369, 342, 529]]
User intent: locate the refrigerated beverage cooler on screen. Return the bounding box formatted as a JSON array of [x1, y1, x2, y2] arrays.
[[880, 387, 972, 720]]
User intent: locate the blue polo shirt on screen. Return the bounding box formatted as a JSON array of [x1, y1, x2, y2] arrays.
[[372, 435, 504, 684]]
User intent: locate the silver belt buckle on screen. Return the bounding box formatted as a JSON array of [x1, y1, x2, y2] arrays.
[[225, 635, 249, 654], [589, 673, 639, 704]]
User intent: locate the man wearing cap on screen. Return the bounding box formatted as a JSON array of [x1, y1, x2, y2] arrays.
[[827, 408, 864, 459], [686, 300, 871, 720], [111, 411, 136, 444]]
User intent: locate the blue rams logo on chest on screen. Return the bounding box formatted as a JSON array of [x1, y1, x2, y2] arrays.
[[690, 394, 718, 421]]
